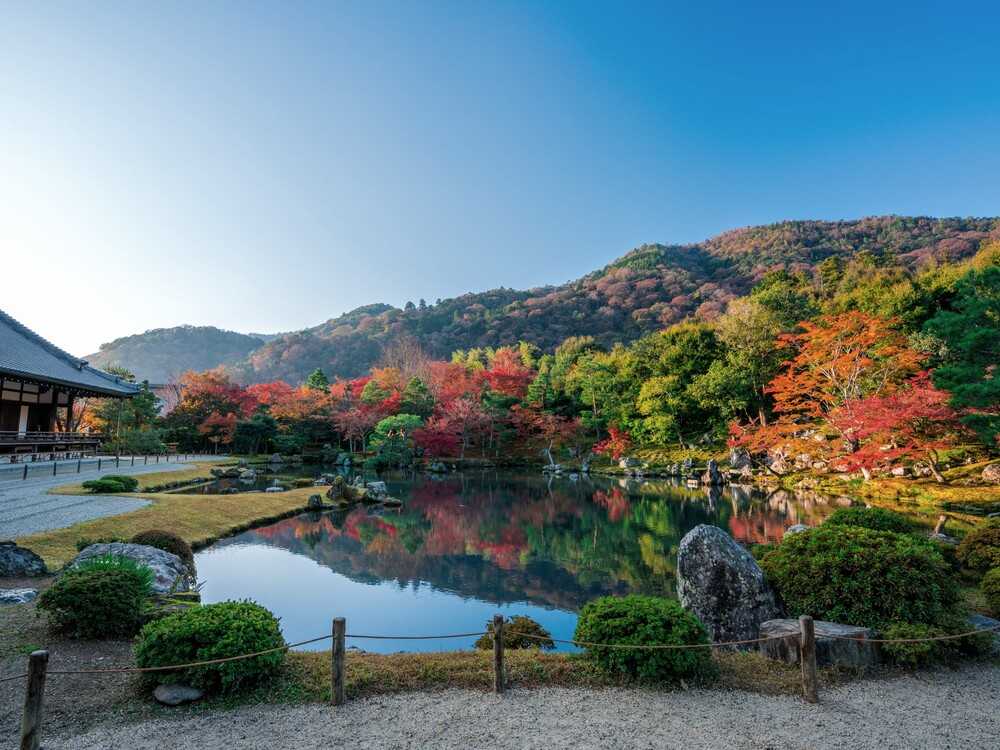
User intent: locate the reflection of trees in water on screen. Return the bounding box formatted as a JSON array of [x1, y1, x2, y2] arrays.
[[237, 473, 850, 610]]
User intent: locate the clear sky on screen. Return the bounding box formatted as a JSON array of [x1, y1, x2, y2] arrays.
[[2, 1, 998, 356]]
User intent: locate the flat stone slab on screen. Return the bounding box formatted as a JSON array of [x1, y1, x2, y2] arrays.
[[154, 684, 204, 706], [760, 618, 880, 668], [0, 587, 37, 604]]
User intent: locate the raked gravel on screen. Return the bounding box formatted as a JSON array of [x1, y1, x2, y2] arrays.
[[56, 662, 1000, 750], [0, 457, 214, 538]]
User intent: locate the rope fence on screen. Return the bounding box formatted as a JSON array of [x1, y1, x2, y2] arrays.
[[8, 616, 1000, 750]]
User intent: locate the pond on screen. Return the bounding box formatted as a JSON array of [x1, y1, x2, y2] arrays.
[[195, 470, 855, 653]]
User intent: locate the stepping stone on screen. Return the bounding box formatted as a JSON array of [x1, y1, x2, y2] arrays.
[[760, 618, 880, 668], [154, 684, 204, 706]]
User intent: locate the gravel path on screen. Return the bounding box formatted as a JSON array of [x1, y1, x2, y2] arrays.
[[0, 456, 215, 538], [56, 662, 1000, 750]]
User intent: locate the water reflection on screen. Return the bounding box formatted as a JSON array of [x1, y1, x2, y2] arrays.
[[195, 471, 851, 652]]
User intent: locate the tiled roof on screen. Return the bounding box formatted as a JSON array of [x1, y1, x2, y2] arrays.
[[0, 309, 140, 397]]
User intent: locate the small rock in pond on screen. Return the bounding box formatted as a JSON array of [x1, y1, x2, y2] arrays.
[[154, 684, 204, 706], [307, 494, 323, 510], [0, 588, 38, 604]]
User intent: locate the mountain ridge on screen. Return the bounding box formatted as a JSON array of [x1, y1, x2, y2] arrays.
[[89, 216, 999, 384]]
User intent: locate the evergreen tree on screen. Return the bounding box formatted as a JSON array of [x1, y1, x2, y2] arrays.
[[304, 368, 330, 391]]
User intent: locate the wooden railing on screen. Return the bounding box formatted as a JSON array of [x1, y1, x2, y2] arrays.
[[0, 431, 104, 444]]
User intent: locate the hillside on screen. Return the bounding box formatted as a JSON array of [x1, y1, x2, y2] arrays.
[[86, 325, 266, 383], [91, 216, 999, 384]]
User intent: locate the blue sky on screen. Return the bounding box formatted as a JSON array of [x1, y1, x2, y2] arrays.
[[2, 1, 998, 355]]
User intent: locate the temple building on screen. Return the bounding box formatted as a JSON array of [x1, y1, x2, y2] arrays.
[[0, 309, 139, 460]]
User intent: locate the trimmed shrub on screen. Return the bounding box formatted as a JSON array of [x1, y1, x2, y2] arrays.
[[574, 595, 714, 682], [134, 600, 284, 693], [982, 568, 1000, 616], [956, 520, 1000, 573], [823, 506, 916, 534], [131, 530, 194, 568], [38, 557, 153, 638], [81, 475, 139, 494], [881, 617, 994, 667], [759, 526, 960, 630], [474, 615, 554, 650]]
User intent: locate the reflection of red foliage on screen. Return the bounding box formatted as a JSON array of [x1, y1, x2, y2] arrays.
[[728, 515, 787, 544], [593, 487, 630, 522]]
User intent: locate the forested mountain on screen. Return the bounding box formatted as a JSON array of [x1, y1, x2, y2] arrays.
[[91, 216, 999, 384], [87, 326, 266, 383]]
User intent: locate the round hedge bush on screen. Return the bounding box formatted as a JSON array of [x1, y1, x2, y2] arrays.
[[956, 520, 1000, 573], [823, 506, 916, 534], [474, 615, 554, 650], [38, 558, 153, 638], [573, 595, 714, 682], [759, 525, 960, 630], [131, 529, 194, 567], [134, 600, 285, 693], [982, 568, 1000, 616], [81, 475, 139, 494]]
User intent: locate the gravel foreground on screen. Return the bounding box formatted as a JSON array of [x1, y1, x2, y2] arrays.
[[56, 663, 999, 750]]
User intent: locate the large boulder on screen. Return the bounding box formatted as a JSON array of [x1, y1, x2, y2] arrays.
[[701, 459, 723, 486], [676, 525, 783, 647], [69, 543, 191, 595], [759, 618, 880, 668], [0, 542, 46, 577]]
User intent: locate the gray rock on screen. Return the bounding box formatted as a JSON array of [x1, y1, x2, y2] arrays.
[[702, 459, 723, 486], [785, 524, 810, 536], [676, 525, 783, 647], [0, 588, 38, 604], [427, 461, 448, 473], [307, 494, 324, 510], [729, 447, 752, 470], [70, 543, 190, 595], [0, 542, 47, 577], [759, 619, 880, 668], [153, 684, 204, 706], [969, 614, 1000, 655], [619, 457, 641, 469], [265, 486, 285, 493], [366, 481, 388, 500]]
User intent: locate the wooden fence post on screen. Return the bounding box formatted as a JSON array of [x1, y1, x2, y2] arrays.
[[332, 617, 346, 706], [799, 615, 818, 703], [77, 459, 81, 473], [493, 614, 505, 694], [20, 649, 48, 750]]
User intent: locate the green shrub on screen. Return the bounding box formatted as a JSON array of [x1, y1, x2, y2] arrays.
[[573, 595, 714, 682], [131, 530, 194, 567], [474, 615, 554, 650], [134, 601, 285, 693], [881, 617, 994, 667], [38, 559, 153, 638], [81, 475, 139, 494], [75, 536, 126, 551], [759, 526, 960, 630], [956, 520, 1000, 573], [982, 568, 1000, 616], [824, 506, 917, 534]]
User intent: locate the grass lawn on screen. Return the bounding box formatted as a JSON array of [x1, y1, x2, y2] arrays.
[[217, 647, 849, 707], [17, 483, 319, 568]]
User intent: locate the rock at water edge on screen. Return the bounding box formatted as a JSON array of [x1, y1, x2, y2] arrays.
[[676, 524, 783, 647]]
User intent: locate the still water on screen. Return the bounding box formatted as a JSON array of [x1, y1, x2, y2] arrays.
[[195, 471, 853, 652]]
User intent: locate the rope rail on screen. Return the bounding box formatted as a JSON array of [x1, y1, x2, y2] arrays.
[[2, 622, 997, 684]]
